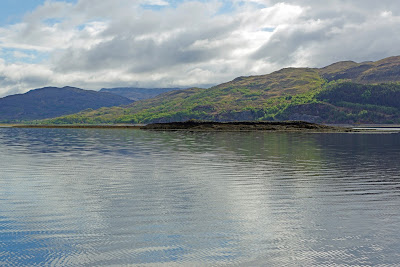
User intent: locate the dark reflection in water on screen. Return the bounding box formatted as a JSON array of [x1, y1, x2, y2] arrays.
[[0, 128, 399, 266]]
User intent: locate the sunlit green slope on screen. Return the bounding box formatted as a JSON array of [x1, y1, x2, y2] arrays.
[[43, 56, 400, 124]]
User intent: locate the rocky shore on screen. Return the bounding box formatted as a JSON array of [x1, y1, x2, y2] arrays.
[[10, 124, 143, 129], [142, 120, 354, 132], [9, 121, 396, 132]]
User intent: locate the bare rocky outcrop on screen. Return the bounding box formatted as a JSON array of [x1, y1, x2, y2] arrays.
[[143, 120, 352, 132]]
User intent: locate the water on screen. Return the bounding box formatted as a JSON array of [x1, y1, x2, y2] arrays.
[[0, 128, 400, 266]]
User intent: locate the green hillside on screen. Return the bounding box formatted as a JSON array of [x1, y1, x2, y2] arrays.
[[99, 87, 185, 101], [319, 56, 400, 83], [43, 56, 400, 124]]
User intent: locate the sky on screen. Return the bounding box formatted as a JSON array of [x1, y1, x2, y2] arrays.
[[0, 0, 400, 97]]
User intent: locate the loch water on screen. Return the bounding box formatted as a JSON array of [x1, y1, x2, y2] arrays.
[[0, 128, 400, 266]]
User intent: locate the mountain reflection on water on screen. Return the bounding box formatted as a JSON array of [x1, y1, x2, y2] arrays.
[[0, 128, 399, 266]]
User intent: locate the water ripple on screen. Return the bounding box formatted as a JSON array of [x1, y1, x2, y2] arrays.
[[0, 129, 400, 265]]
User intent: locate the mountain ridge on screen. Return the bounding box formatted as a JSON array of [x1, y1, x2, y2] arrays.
[[35, 55, 400, 124], [0, 86, 132, 122], [319, 56, 400, 83]]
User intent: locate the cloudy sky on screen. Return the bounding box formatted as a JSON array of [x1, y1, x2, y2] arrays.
[[0, 0, 399, 97]]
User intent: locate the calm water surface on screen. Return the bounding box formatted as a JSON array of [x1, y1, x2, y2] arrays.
[[0, 128, 400, 266]]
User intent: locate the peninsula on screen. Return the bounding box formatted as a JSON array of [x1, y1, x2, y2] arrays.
[[141, 120, 353, 132], [9, 120, 354, 132]]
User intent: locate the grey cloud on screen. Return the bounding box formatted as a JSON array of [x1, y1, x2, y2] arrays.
[[53, 4, 239, 73], [55, 34, 228, 73], [0, 73, 51, 97], [2, 0, 400, 97], [253, 24, 330, 65], [310, 20, 400, 66], [252, 1, 400, 68], [267, 0, 400, 13]]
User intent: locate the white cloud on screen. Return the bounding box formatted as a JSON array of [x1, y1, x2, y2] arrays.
[[143, 0, 169, 5], [0, 0, 399, 97]]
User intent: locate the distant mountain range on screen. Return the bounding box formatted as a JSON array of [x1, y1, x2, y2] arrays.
[[42, 56, 400, 125], [100, 87, 185, 101], [12, 55, 400, 124], [0, 86, 132, 122]]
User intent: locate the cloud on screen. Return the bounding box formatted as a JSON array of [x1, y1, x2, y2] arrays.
[[253, 1, 400, 67], [142, 0, 169, 5], [0, 0, 399, 97]]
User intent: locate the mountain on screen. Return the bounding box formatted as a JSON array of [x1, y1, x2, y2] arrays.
[[319, 56, 400, 83], [44, 56, 400, 124], [99, 87, 185, 101], [0, 86, 132, 122]]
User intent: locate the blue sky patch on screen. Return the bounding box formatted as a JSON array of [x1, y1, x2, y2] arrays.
[[43, 18, 65, 26], [262, 27, 276, 32], [0, 48, 49, 64], [0, 0, 76, 26]]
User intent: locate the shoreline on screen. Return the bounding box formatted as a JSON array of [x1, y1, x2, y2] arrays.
[[1, 121, 399, 132], [7, 124, 144, 129], [142, 121, 355, 132]]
